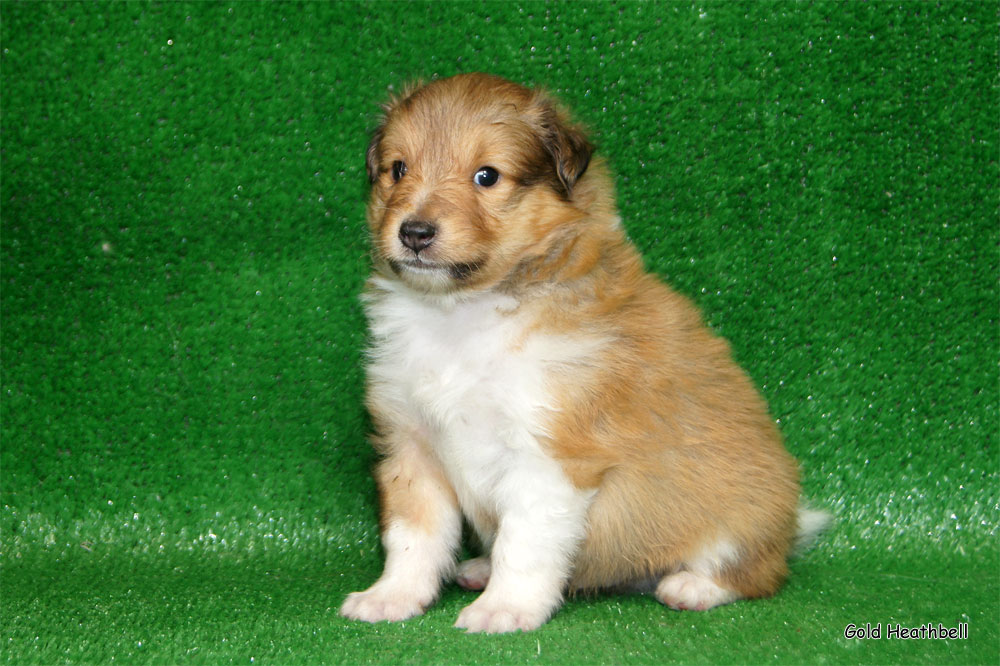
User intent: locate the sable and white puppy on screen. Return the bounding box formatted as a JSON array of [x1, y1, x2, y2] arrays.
[[340, 73, 827, 634]]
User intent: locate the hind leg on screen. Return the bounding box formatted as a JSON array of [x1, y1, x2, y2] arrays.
[[655, 571, 739, 611], [654, 537, 742, 611], [655, 535, 790, 611]]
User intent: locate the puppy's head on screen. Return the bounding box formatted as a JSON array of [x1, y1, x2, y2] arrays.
[[365, 73, 593, 293]]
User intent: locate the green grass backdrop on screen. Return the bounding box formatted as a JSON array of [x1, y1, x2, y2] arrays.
[[1, 2, 996, 664]]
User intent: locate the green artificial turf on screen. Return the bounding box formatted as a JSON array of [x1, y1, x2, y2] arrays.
[[1, 1, 996, 664]]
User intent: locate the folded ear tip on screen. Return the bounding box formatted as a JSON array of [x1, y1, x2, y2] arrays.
[[366, 80, 426, 185], [559, 125, 594, 191], [537, 99, 594, 196], [365, 124, 384, 184]]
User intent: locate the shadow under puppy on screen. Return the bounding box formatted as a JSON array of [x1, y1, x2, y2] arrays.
[[340, 73, 828, 634]]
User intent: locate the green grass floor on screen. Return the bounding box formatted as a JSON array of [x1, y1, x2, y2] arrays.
[[2, 2, 997, 664]]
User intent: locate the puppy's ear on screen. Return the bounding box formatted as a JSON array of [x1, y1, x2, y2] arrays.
[[366, 82, 424, 184], [538, 101, 593, 197], [365, 123, 385, 184]]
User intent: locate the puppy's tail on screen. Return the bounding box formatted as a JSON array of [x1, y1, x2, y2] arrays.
[[793, 504, 833, 555]]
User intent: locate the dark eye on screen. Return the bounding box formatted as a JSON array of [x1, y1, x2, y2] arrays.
[[391, 161, 407, 183], [474, 166, 500, 188]]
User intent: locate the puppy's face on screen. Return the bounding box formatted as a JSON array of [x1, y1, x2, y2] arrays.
[[365, 73, 592, 293]]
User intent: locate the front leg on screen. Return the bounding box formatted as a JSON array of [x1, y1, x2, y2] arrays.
[[340, 436, 461, 624], [454, 459, 594, 633]]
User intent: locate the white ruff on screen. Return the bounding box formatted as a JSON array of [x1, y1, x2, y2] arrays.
[[364, 278, 600, 632]]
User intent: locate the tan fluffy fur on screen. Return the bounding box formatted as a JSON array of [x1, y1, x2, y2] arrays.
[[347, 73, 809, 630]]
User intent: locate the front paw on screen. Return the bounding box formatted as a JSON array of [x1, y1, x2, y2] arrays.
[[340, 581, 432, 623], [454, 592, 554, 634]]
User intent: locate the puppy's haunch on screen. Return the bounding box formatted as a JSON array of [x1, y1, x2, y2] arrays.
[[340, 73, 828, 634]]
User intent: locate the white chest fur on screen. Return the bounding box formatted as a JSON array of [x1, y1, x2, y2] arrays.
[[364, 280, 596, 538]]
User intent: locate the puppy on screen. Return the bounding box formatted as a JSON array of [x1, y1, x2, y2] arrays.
[[340, 73, 827, 634]]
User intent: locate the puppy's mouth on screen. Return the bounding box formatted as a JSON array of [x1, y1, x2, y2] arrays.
[[387, 257, 484, 282]]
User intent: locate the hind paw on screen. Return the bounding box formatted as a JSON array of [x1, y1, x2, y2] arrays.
[[655, 571, 738, 611]]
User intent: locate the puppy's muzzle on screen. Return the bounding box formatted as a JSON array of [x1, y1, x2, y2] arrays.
[[398, 219, 437, 255]]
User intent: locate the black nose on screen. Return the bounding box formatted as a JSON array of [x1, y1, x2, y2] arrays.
[[398, 220, 437, 254]]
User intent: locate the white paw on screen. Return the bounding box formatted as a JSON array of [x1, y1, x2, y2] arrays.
[[454, 592, 553, 634], [455, 557, 491, 590], [655, 571, 738, 611], [340, 581, 432, 623]]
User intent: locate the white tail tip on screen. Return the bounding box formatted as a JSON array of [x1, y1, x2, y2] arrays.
[[794, 505, 832, 554]]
